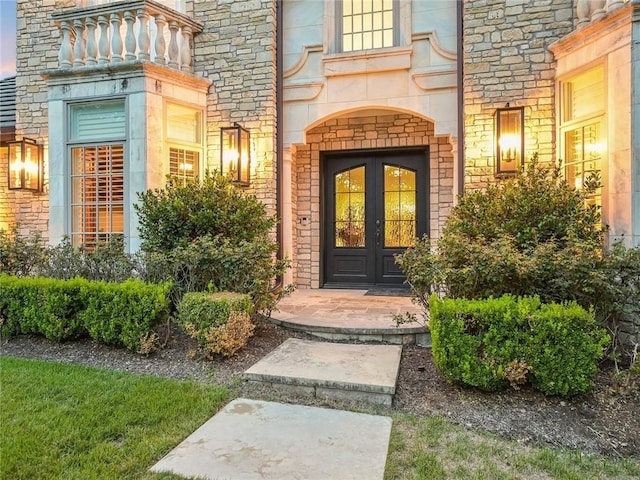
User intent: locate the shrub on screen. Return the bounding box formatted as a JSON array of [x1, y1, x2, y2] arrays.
[[0, 226, 48, 277], [429, 294, 609, 396], [178, 292, 254, 357], [134, 173, 291, 315], [78, 279, 170, 352], [0, 275, 85, 341], [0, 275, 169, 353], [135, 173, 276, 252]]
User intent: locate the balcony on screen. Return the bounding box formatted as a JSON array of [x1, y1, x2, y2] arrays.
[[52, 0, 203, 73], [575, 0, 628, 28]]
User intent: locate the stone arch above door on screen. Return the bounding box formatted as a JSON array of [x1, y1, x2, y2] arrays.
[[289, 109, 454, 288]]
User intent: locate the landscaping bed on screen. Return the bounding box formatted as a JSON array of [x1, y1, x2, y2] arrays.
[[1, 321, 638, 458]]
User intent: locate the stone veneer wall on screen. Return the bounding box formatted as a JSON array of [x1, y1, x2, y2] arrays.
[[462, 0, 574, 190], [193, 0, 277, 213], [292, 113, 454, 288], [6, 0, 71, 237]]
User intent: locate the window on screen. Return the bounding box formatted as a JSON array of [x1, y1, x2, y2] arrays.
[[166, 103, 202, 184], [339, 0, 398, 52], [68, 100, 126, 249], [560, 66, 605, 207]]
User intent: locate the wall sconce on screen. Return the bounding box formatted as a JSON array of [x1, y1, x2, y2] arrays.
[[220, 123, 250, 186], [8, 137, 43, 192], [494, 105, 524, 175]]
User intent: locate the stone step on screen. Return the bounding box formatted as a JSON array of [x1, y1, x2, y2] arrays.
[[243, 338, 403, 406], [151, 398, 392, 480]]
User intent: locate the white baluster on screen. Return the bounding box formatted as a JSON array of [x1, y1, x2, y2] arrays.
[[97, 15, 109, 64], [137, 9, 150, 61], [606, 0, 624, 13], [123, 11, 136, 61], [59, 20, 73, 69], [154, 14, 166, 65], [73, 19, 86, 67], [86, 17, 98, 65], [180, 25, 193, 72], [590, 0, 607, 21], [168, 21, 179, 69], [576, 0, 591, 28], [110, 13, 123, 62]]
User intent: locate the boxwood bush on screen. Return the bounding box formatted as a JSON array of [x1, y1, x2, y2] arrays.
[[0, 275, 170, 353], [178, 292, 254, 357], [429, 294, 609, 396]]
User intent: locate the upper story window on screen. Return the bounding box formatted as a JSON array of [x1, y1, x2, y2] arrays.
[[166, 102, 202, 184], [339, 0, 399, 52], [559, 65, 605, 208]]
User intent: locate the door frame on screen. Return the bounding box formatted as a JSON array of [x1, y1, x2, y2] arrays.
[[320, 146, 429, 288]]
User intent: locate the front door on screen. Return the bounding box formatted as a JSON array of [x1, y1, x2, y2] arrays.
[[324, 150, 428, 286]]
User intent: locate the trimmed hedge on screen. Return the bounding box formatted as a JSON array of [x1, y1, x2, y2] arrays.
[[0, 275, 170, 352], [178, 292, 254, 357], [429, 294, 609, 396]]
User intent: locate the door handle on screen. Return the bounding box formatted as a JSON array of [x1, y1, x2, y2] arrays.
[[376, 228, 380, 245]]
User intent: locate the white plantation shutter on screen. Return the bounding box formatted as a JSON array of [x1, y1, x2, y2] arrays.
[[70, 101, 126, 142]]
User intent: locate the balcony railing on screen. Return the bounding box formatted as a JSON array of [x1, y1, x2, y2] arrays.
[[575, 0, 627, 28], [52, 0, 203, 73]]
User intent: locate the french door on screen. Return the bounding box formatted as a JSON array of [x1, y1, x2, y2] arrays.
[[324, 150, 428, 286]]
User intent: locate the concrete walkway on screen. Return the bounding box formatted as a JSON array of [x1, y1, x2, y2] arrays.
[[151, 398, 393, 480]]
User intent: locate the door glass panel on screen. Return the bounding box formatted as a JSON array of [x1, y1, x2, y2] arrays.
[[384, 165, 416, 247], [334, 166, 366, 248]]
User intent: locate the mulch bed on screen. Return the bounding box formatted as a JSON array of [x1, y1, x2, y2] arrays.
[[1, 321, 638, 457]]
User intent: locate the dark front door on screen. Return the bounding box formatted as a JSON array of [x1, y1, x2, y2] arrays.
[[324, 150, 428, 286]]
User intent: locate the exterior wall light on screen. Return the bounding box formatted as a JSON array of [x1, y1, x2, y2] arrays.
[[8, 137, 43, 192], [220, 123, 250, 186], [494, 105, 524, 175]]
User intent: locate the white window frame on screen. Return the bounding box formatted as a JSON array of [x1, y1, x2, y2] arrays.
[[66, 98, 128, 249]]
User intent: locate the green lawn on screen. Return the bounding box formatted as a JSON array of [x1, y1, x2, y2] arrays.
[[385, 414, 640, 480], [2, 357, 638, 480], [0, 357, 228, 480]]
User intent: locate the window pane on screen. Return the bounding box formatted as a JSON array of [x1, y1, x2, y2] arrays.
[[334, 166, 366, 248], [70, 144, 125, 249], [384, 165, 416, 248], [70, 100, 126, 142], [341, 0, 395, 52], [166, 103, 201, 143]]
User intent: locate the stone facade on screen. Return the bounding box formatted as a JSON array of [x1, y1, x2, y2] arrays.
[[462, 0, 574, 189], [5, 0, 71, 238], [292, 112, 454, 288], [193, 0, 277, 214]]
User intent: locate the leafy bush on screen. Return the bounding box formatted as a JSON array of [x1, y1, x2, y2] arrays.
[[0, 227, 48, 277], [429, 294, 609, 396], [397, 155, 640, 360], [0, 275, 85, 341], [0, 275, 169, 353], [135, 173, 291, 314], [78, 279, 170, 352], [135, 173, 276, 251], [178, 292, 254, 357]]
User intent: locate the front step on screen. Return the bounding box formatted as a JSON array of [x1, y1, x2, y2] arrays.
[[243, 338, 402, 406]]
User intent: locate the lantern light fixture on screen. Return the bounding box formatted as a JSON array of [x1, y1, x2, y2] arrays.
[[8, 137, 43, 192], [494, 104, 524, 176], [220, 123, 250, 186]]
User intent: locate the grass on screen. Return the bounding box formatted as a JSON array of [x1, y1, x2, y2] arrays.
[[0, 357, 228, 480], [385, 414, 640, 480], [2, 357, 638, 480]]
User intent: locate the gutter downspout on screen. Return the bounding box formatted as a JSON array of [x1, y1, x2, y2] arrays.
[[275, 0, 284, 288], [456, 0, 465, 197]]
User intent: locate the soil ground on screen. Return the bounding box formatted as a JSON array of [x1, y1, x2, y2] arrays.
[[1, 321, 638, 458]]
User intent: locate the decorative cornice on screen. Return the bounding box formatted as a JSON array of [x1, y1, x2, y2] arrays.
[[412, 31, 457, 61], [283, 81, 325, 102], [412, 66, 457, 91], [283, 45, 323, 79], [549, 2, 632, 57]]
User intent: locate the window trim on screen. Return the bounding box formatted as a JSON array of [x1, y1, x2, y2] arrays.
[[164, 100, 204, 184], [65, 97, 128, 249]]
